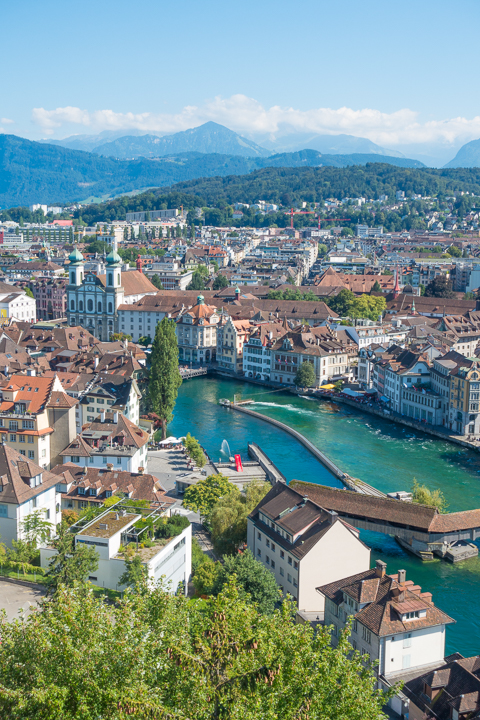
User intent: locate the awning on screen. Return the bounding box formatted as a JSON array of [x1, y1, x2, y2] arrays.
[[321, 383, 336, 389], [380, 395, 390, 403]]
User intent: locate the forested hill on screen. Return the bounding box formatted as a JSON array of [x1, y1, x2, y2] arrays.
[[163, 165, 480, 206], [0, 134, 423, 209]]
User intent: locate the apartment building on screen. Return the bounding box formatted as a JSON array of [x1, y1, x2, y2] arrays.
[[247, 482, 370, 616], [216, 315, 251, 374], [30, 277, 67, 320], [242, 323, 287, 381], [0, 444, 62, 547], [0, 373, 77, 469], [78, 375, 141, 430], [176, 295, 220, 364], [60, 411, 149, 472]]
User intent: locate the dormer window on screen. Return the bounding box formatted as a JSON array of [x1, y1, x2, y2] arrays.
[[78, 487, 86, 495]]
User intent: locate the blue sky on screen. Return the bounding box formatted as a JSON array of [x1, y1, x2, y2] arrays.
[[2, 0, 480, 155]]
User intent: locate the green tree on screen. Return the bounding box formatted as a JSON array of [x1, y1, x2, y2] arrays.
[[151, 274, 164, 290], [212, 274, 229, 290], [448, 245, 462, 257], [329, 288, 355, 316], [424, 275, 454, 298], [372, 280, 381, 292], [294, 361, 316, 388], [210, 479, 270, 555], [213, 550, 281, 614], [119, 554, 149, 589], [187, 270, 206, 291], [183, 432, 207, 468], [183, 473, 234, 521], [0, 580, 394, 720], [192, 555, 222, 595], [317, 243, 328, 256], [24, 286, 35, 299], [45, 523, 99, 593], [21, 510, 53, 546], [147, 317, 182, 440], [411, 479, 448, 513], [110, 332, 132, 342], [86, 239, 110, 255], [349, 295, 386, 322]]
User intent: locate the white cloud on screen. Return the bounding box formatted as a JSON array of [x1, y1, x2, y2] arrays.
[[31, 96, 480, 147], [1, 118, 14, 125]]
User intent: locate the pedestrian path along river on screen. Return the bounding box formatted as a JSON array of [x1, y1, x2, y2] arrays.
[[169, 376, 480, 657]]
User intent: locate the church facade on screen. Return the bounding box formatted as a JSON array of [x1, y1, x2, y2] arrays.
[[67, 248, 157, 341]]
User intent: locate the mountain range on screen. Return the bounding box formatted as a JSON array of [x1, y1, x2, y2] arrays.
[[0, 134, 424, 209], [443, 139, 480, 168]]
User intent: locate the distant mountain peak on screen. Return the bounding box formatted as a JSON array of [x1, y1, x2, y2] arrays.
[[444, 138, 480, 168]]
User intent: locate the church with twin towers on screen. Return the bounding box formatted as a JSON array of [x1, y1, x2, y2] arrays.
[[67, 241, 158, 341]]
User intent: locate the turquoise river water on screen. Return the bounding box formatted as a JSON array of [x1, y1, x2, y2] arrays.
[[169, 376, 480, 657]]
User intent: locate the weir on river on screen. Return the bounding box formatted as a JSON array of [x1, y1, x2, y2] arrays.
[[169, 376, 480, 658]]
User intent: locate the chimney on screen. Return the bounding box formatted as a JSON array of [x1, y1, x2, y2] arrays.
[[398, 569, 406, 585], [106, 463, 113, 470], [375, 559, 387, 578], [138, 466, 144, 474], [27, 368, 36, 376], [329, 509, 338, 525], [94, 357, 99, 369], [113, 411, 119, 424], [100, 409, 105, 423]]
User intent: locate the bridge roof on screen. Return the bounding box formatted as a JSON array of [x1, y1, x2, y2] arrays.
[[291, 481, 480, 535]]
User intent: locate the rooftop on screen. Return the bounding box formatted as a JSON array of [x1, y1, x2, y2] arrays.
[[78, 511, 139, 539]]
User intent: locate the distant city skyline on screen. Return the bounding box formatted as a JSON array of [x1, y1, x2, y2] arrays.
[[2, 0, 479, 163]]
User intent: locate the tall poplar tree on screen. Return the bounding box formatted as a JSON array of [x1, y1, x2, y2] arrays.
[[148, 317, 182, 439]]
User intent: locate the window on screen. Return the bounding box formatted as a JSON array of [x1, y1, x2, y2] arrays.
[[403, 633, 412, 648], [288, 556, 292, 565], [257, 549, 261, 558], [266, 538, 270, 548], [257, 531, 261, 540], [28, 450, 34, 459], [41, 449, 46, 458], [117, 457, 122, 465], [79, 300, 84, 311], [28, 436, 34, 443], [362, 627, 371, 644], [71, 456, 80, 463], [10, 434, 16, 442], [9, 421, 18, 431], [266, 556, 270, 565], [108, 273, 113, 286], [352, 619, 358, 633], [293, 560, 298, 569], [102, 457, 107, 464], [78, 487, 85, 495], [271, 560, 275, 569], [293, 578, 297, 588], [279, 567, 284, 577], [287, 573, 292, 584], [19, 450, 25, 456], [70, 299, 75, 310], [87, 299, 93, 312], [108, 302, 113, 313], [22, 420, 34, 429]]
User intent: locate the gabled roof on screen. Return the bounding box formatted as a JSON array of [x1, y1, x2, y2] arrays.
[[0, 444, 59, 505]]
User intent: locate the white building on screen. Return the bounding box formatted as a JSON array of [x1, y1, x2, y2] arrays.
[[0, 444, 62, 547], [0, 281, 36, 322], [41, 504, 192, 594], [60, 411, 149, 473], [318, 561, 455, 716], [247, 482, 371, 618], [176, 295, 220, 364], [77, 376, 141, 432]]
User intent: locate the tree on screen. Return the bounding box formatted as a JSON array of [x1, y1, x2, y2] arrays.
[[21, 510, 53, 546], [187, 271, 206, 291], [192, 555, 222, 595], [318, 243, 328, 256], [148, 318, 182, 440], [372, 280, 381, 292], [0, 580, 392, 720], [151, 274, 164, 290], [86, 239, 110, 255], [110, 332, 132, 342], [341, 227, 353, 237], [183, 432, 207, 468], [213, 550, 281, 614], [349, 295, 386, 322], [424, 275, 454, 298], [212, 274, 229, 290], [210, 479, 270, 555], [119, 554, 149, 589], [294, 361, 316, 388], [448, 245, 462, 257], [45, 523, 99, 593], [24, 286, 34, 299], [183, 473, 234, 521], [329, 288, 355, 316], [412, 479, 448, 513]]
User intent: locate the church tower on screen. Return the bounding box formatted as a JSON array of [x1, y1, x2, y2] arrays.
[[68, 248, 84, 286], [104, 246, 124, 340]]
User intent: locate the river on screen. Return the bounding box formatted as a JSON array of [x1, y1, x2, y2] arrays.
[[169, 376, 480, 657]]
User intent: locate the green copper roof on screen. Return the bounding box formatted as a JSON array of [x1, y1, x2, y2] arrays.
[[106, 248, 122, 265], [69, 248, 84, 264]]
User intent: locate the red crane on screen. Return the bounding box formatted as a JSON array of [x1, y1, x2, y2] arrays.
[[285, 207, 314, 229], [316, 215, 349, 230]]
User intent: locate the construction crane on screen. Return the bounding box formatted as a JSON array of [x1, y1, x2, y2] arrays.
[[316, 215, 349, 230], [285, 208, 314, 229]]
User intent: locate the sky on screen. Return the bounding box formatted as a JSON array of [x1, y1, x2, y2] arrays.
[[2, 0, 480, 160]]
